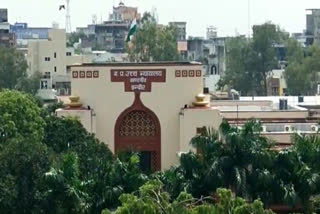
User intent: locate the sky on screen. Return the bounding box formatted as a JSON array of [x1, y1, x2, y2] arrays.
[[2, 0, 320, 37]]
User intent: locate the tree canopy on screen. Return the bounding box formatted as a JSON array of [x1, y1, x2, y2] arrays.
[[0, 46, 27, 90], [2, 90, 320, 213], [126, 13, 180, 62], [220, 23, 288, 95], [284, 42, 320, 95]]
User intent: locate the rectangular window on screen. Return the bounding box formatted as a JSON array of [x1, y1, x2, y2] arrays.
[[41, 80, 48, 89], [196, 127, 206, 135], [44, 57, 50, 61], [54, 66, 57, 72], [66, 52, 72, 56], [54, 52, 57, 58], [44, 72, 51, 79]]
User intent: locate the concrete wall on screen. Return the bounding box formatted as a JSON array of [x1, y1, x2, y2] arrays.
[[179, 108, 222, 153], [56, 108, 96, 134]]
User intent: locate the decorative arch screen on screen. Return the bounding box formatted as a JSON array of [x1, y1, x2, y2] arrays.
[[119, 111, 156, 137]]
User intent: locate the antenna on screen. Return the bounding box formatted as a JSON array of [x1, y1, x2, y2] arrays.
[[65, 0, 72, 33], [248, 0, 251, 38]]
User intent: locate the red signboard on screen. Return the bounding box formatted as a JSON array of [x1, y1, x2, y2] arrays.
[[111, 69, 166, 92]]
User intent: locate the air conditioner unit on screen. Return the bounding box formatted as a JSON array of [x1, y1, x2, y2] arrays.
[[284, 125, 292, 132], [261, 126, 267, 133], [311, 125, 319, 132]]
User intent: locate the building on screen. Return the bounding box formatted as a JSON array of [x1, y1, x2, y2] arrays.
[[187, 36, 226, 93], [89, 50, 128, 63], [169, 22, 187, 41], [109, 1, 141, 23], [27, 29, 92, 99], [0, 8, 8, 22], [306, 9, 320, 45], [56, 62, 320, 171], [267, 69, 287, 96], [292, 32, 307, 47], [10, 22, 50, 46], [0, 9, 15, 47], [94, 21, 129, 53]]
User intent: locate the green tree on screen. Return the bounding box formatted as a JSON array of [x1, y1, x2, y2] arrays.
[[221, 23, 286, 95], [41, 153, 89, 214], [126, 16, 179, 62], [0, 90, 44, 143], [0, 139, 51, 214], [15, 71, 41, 95], [220, 37, 262, 95], [0, 46, 27, 90], [251, 23, 280, 95], [107, 180, 274, 214], [285, 44, 320, 95], [67, 32, 88, 47]]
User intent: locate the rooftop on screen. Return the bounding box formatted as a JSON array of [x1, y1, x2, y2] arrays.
[[70, 61, 202, 67]]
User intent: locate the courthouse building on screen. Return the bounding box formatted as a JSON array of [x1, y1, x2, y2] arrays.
[[57, 62, 319, 171]]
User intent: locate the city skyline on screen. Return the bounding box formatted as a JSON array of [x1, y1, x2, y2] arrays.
[[2, 0, 320, 37]]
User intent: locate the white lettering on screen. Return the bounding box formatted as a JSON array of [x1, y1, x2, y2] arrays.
[[130, 77, 147, 83], [131, 84, 146, 91]]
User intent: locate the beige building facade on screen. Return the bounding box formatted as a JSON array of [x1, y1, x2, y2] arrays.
[[58, 62, 210, 170], [27, 29, 91, 97], [57, 62, 319, 171]]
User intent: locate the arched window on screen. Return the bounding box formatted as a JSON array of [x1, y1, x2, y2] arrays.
[[119, 110, 156, 137]]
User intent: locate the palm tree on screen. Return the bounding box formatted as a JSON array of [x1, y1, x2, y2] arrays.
[[174, 120, 273, 200]]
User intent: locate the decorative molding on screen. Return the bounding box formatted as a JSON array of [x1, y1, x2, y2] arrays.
[[93, 70, 99, 78], [86, 70, 92, 78], [175, 70, 181, 77], [79, 71, 86, 78], [175, 69, 202, 78], [72, 71, 79, 78]]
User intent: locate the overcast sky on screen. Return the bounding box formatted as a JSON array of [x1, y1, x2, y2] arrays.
[[2, 0, 320, 37]]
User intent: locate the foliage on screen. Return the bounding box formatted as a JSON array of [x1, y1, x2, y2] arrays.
[[40, 153, 90, 214], [126, 16, 179, 62], [157, 120, 273, 201], [67, 32, 88, 47], [15, 71, 41, 95], [107, 180, 273, 214], [0, 139, 51, 214], [0, 90, 44, 143], [284, 43, 320, 95], [0, 46, 27, 90], [220, 22, 286, 95], [3, 90, 320, 213]]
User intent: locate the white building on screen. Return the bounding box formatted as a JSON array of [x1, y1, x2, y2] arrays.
[[27, 29, 92, 99]]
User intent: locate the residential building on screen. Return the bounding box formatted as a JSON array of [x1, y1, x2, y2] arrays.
[[188, 36, 226, 93], [94, 21, 129, 53], [89, 50, 128, 63], [292, 32, 307, 47], [267, 69, 287, 96], [10, 22, 50, 46], [0, 9, 15, 47], [306, 9, 320, 45], [109, 1, 141, 23], [169, 22, 187, 41], [27, 29, 92, 99]]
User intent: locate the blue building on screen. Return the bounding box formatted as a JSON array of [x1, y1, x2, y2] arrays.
[[10, 22, 50, 40]]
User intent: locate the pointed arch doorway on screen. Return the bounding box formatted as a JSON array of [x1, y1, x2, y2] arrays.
[[115, 93, 161, 171]]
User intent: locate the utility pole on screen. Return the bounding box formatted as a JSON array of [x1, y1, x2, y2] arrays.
[[248, 0, 251, 39]]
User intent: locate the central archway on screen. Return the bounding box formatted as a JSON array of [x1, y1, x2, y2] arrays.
[[115, 93, 161, 171]]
